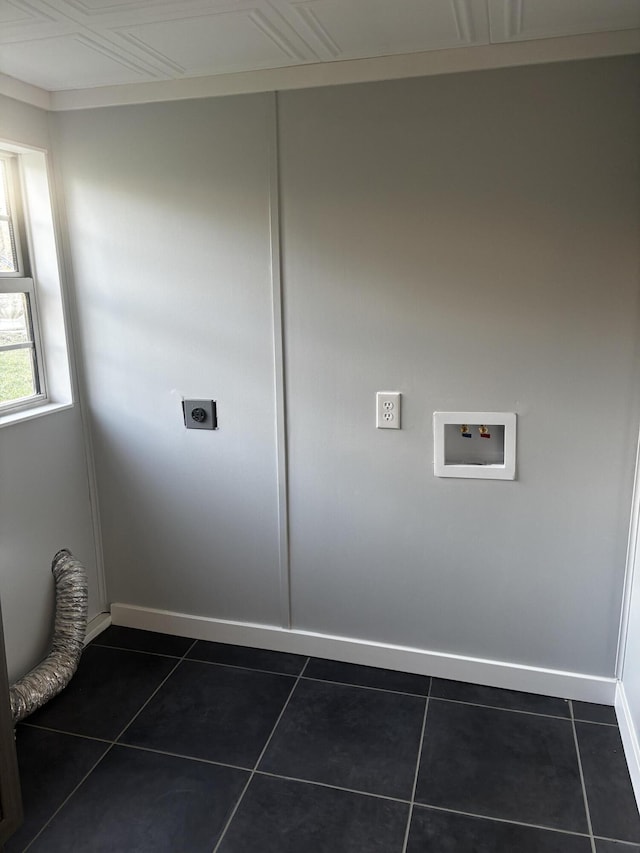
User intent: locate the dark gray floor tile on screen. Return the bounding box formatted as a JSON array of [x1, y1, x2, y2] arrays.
[[415, 700, 588, 832], [573, 701, 618, 725], [577, 721, 640, 843], [430, 678, 570, 717], [596, 841, 640, 852], [187, 640, 306, 675], [26, 645, 176, 740], [29, 745, 248, 853], [305, 658, 431, 695], [120, 659, 294, 766], [259, 678, 425, 799], [5, 727, 108, 852], [218, 774, 408, 853], [91, 625, 193, 657], [407, 806, 592, 853]]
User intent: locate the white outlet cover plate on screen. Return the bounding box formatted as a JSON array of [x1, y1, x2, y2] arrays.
[[377, 391, 401, 429], [434, 411, 516, 479]]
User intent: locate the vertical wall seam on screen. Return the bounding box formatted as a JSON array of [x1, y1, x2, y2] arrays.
[[47, 114, 109, 613], [268, 90, 292, 630]]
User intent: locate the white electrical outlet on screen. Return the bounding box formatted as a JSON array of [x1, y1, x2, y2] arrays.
[[376, 391, 401, 429]]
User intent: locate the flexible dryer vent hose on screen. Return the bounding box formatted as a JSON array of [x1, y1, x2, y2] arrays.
[[10, 549, 88, 724]]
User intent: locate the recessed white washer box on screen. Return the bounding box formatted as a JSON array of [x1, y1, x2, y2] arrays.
[[434, 412, 517, 480]]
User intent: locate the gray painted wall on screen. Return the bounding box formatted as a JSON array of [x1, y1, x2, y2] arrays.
[[280, 57, 640, 675], [54, 56, 640, 678], [52, 95, 283, 625], [0, 94, 103, 683]]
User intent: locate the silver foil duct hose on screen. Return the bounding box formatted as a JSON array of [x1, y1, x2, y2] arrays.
[[10, 549, 88, 724]]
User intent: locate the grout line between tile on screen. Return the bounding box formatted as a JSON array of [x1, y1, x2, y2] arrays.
[[183, 656, 301, 679], [19, 722, 113, 745], [18, 642, 624, 852], [401, 695, 430, 853], [22, 744, 114, 852], [429, 695, 574, 722], [19, 727, 634, 847], [21, 709, 627, 850], [300, 674, 429, 699], [413, 802, 593, 839], [87, 642, 618, 727], [573, 718, 618, 728], [114, 638, 199, 743], [88, 637, 617, 715], [211, 656, 311, 853], [21, 638, 201, 851], [569, 699, 597, 853], [114, 741, 251, 773], [90, 642, 186, 660], [254, 769, 412, 804]]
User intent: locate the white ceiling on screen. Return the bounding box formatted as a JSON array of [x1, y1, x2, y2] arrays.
[[0, 0, 639, 95]]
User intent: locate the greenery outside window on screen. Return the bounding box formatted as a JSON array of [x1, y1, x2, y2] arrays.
[[0, 153, 46, 412]]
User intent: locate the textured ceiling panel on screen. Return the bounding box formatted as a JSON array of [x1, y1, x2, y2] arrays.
[[488, 0, 640, 42], [274, 0, 490, 61], [0, 0, 637, 93], [65, 0, 184, 10], [0, 32, 156, 88], [0, 0, 41, 24], [57, 0, 246, 20], [0, 0, 57, 29], [117, 8, 315, 76]]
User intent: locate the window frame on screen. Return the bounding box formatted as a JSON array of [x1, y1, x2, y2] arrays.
[[0, 150, 48, 415]]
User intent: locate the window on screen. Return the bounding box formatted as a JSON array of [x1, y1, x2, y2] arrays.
[[0, 153, 45, 412], [0, 140, 71, 425]]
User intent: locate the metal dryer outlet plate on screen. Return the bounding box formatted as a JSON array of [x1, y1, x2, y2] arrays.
[[183, 399, 217, 430]]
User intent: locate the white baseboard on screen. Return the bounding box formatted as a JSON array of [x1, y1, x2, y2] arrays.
[[110, 603, 616, 704], [616, 682, 640, 812], [84, 611, 112, 645]]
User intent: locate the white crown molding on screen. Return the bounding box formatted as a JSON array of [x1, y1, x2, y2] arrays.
[[2, 28, 638, 112], [0, 72, 50, 110], [111, 602, 618, 704], [47, 27, 640, 111]]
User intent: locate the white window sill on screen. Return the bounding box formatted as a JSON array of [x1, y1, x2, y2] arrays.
[[0, 400, 74, 429]]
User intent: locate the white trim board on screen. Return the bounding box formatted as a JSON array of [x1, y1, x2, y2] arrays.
[[267, 90, 292, 630], [111, 603, 616, 705], [616, 682, 640, 811], [84, 611, 111, 645], [616, 419, 640, 677]]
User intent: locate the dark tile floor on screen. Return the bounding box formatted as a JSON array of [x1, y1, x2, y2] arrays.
[[6, 626, 640, 852]]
